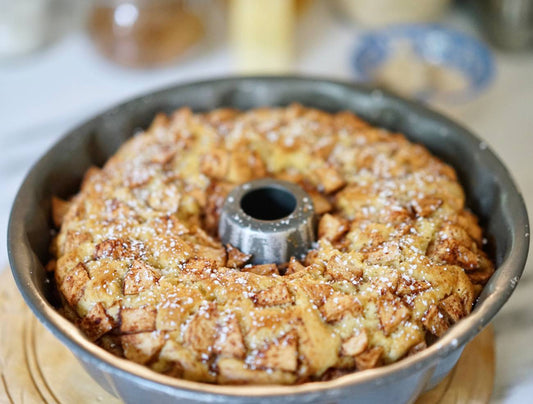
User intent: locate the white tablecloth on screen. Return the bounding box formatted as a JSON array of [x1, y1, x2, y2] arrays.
[[0, 2, 531, 402]]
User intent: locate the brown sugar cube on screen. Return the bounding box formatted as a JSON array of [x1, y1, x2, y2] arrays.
[[382, 206, 412, 224], [320, 293, 362, 323], [422, 305, 449, 337], [285, 257, 306, 276], [427, 224, 479, 270], [183, 303, 218, 355], [300, 282, 333, 307], [183, 259, 218, 278], [226, 244, 252, 268], [315, 165, 345, 194], [253, 284, 293, 307], [370, 270, 400, 295], [453, 210, 483, 245], [309, 191, 333, 214], [103, 198, 137, 220], [200, 149, 229, 179], [60, 262, 90, 306], [410, 196, 442, 218], [64, 231, 91, 254], [156, 289, 201, 331], [94, 239, 129, 260], [80, 302, 115, 341], [214, 315, 246, 359], [152, 215, 189, 236], [468, 266, 494, 285], [204, 181, 233, 235], [428, 238, 479, 270], [253, 331, 298, 372], [121, 331, 165, 365], [51, 196, 71, 228], [124, 165, 153, 188], [194, 227, 223, 248], [354, 346, 384, 370], [318, 213, 349, 242], [365, 242, 401, 265], [120, 306, 157, 334], [438, 294, 465, 323], [467, 252, 495, 285], [378, 292, 410, 335], [396, 277, 431, 296], [242, 264, 279, 276], [341, 330, 369, 357], [147, 184, 181, 213], [216, 359, 250, 384], [123, 260, 160, 295], [194, 244, 227, 266], [326, 255, 363, 283]]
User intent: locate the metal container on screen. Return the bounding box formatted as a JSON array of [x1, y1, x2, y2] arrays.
[[475, 0, 533, 51], [8, 76, 530, 404], [219, 178, 316, 265]]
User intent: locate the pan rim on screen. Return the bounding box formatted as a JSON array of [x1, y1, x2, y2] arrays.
[[7, 75, 530, 399]]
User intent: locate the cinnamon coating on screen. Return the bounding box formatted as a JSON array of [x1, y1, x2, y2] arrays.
[[51, 105, 493, 384]]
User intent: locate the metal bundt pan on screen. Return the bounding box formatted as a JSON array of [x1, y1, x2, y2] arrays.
[[8, 77, 530, 403], [219, 178, 317, 264]]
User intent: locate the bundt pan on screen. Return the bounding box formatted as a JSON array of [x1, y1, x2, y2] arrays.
[[8, 76, 529, 403]]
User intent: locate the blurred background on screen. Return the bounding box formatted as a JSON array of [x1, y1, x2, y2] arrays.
[[0, 0, 532, 402]]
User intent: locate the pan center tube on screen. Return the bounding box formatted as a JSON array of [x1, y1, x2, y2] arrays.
[[218, 178, 316, 265]]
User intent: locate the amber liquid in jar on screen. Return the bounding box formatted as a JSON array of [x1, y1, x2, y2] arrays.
[[88, 0, 204, 68]]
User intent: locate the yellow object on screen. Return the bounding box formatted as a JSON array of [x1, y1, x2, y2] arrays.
[[335, 0, 450, 27], [230, 0, 295, 73]]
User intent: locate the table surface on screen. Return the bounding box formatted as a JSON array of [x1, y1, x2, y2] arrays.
[[0, 2, 531, 403]]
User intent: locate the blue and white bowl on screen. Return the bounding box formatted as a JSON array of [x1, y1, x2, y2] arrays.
[[352, 24, 495, 103]]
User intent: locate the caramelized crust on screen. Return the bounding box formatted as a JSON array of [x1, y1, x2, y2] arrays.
[[51, 105, 494, 384]]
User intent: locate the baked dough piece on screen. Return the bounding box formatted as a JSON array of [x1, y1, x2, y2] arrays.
[[51, 105, 493, 384]]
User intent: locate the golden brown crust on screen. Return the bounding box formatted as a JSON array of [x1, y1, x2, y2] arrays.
[[59, 262, 89, 306], [123, 260, 160, 295], [225, 244, 252, 268], [80, 302, 115, 341], [121, 331, 165, 365], [341, 330, 368, 357], [51, 105, 494, 384]]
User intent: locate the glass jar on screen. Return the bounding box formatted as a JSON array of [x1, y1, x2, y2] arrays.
[[88, 0, 210, 68]]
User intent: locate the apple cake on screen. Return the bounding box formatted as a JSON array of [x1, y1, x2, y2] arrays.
[[49, 104, 494, 384]]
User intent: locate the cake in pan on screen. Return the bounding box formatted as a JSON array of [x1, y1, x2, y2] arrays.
[[48, 104, 494, 384]]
